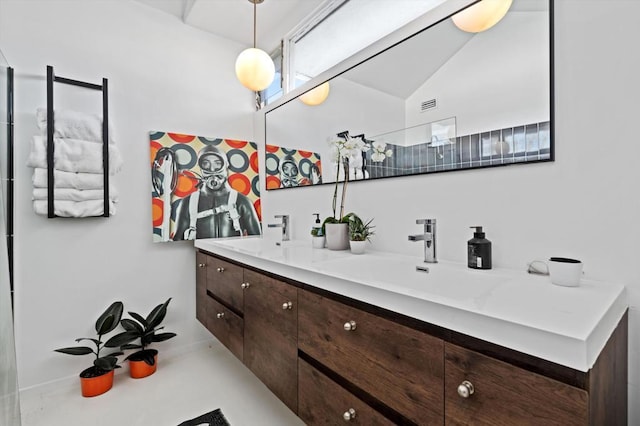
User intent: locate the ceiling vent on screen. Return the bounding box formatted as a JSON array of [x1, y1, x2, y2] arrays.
[[420, 98, 437, 112]]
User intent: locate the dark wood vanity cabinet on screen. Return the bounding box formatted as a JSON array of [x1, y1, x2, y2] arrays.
[[196, 251, 628, 426], [298, 290, 444, 425], [197, 252, 297, 412], [445, 343, 589, 425], [243, 269, 298, 412]]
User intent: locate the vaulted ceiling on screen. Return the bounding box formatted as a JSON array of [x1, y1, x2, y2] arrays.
[[135, 0, 324, 51]]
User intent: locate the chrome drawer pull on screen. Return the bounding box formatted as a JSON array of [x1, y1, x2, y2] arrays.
[[282, 301, 293, 310], [216, 312, 225, 319], [241, 282, 250, 289], [198, 263, 206, 268], [343, 320, 357, 331], [343, 408, 356, 421], [216, 267, 225, 273], [457, 380, 475, 398]]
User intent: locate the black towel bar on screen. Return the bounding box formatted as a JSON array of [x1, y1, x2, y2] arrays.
[[45, 65, 110, 218]]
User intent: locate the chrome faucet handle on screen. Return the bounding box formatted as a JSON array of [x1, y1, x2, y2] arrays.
[[416, 218, 436, 225], [270, 214, 290, 241]]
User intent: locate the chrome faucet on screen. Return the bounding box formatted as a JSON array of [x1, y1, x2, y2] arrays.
[[408, 218, 437, 263], [268, 214, 290, 242]]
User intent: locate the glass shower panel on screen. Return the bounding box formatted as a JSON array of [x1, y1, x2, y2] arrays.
[[0, 49, 21, 426]]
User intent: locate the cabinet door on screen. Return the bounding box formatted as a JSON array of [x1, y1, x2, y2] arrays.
[[299, 358, 395, 426], [206, 296, 243, 361], [445, 343, 588, 425], [299, 290, 443, 425], [206, 257, 244, 313], [243, 269, 298, 413], [195, 252, 208, 327]]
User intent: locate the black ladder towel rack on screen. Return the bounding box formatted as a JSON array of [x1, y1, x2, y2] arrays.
[[46, 65, 110, 218]]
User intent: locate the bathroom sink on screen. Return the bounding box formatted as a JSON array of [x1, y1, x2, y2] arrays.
[[321, 252, 510, 304]]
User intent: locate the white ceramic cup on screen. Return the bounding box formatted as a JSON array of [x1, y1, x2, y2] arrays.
[[548, 257, 583, 287]]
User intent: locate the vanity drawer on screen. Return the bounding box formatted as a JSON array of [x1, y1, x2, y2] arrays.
[[445, 343, 588, 425], [298, 358, 394, 426], [243, 269, 298, 413], [195, 252, 208, 327], [206, 296, 243, 362], [298, 290, 444, 425], [206, 256, 244, 312]]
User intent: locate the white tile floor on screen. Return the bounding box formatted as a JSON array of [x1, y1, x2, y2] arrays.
[[19, 341, 305, 426]]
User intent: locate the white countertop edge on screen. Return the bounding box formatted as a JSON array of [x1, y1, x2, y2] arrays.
[[195, 239, 628, 372]]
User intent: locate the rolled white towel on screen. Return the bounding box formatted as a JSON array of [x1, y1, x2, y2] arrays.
[[32, 187, 119, 202], [33, 199, 117, 217], [36, 108, 115, 144], [32, 168, 116, 191], [26, 135, 123, 174]]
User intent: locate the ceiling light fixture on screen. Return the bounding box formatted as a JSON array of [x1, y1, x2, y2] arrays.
[[299, 82, 331, 106], [452, 0, 513, 33], [235, 0, 275, 92]]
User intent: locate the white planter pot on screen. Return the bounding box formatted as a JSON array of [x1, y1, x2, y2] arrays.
[[349, 240, 367, 255], [325, 223, 349, 250], [312, 236, 325, 249]]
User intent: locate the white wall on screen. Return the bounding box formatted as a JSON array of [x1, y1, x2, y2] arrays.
[[266, 76, 404, 181], [0, 0, 256, 389], [261, 1, 640, 422], [405, 11, 549, 134]]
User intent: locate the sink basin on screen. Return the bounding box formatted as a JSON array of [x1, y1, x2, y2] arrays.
[[321, 252, 510, 303]]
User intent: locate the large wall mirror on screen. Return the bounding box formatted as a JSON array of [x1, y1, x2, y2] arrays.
[[265, 0, 552, 189]]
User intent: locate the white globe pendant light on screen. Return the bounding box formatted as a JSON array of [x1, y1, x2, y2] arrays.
[[452, 0, 513, 33], [235, 0, 275, 92], [299, 82, 330, 106]]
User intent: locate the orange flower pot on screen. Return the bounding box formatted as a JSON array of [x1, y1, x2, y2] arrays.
[[80, 369, 114, 397], [129, 351, 158, 379]]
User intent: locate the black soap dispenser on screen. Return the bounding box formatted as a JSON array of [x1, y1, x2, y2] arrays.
[[468, 226, 492, 270]]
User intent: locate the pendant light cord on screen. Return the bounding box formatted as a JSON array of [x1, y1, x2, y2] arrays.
[[253, 0, 257, 48]]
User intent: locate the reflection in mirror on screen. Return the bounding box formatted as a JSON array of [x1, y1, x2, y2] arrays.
[[264, 144, 323, 189], [265, 0, 551, 189]]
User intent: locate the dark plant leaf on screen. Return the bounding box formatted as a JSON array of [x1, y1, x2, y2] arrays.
[[138, 351, 156, 366], [151, 332, 176, 343], [146, 298, 171, 330], [94, 355, 118, 371], [129, 312, 148, 329], [104, 331, 138, 348], [121, 318, 144, 334], [121, 344, 142, 350], [54, 346, 93, 356], [95, 301, 124, 335], [75, 338, 100, 346]]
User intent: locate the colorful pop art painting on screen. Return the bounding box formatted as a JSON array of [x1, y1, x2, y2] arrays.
[[264, 144, 322, 189], [150, 132, 262, 242]]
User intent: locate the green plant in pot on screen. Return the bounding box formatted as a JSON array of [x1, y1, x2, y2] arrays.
[[54, 301, 124, 397], [348, 214, 375, 254], [105, 298, 176, 379]]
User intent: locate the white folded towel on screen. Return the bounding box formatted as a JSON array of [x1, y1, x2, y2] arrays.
[[32, 168, 116, 191], [33, 199, 117, 217], [36, 108, 115, 144], [32, 187, 118, 202], [26, 136, 123, 174]]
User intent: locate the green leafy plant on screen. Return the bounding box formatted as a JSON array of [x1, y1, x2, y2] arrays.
[[54, 301, 124, 378], [105, 298, 176, 366], [322, 212, 354, 235], [348, 214, 375, 242]]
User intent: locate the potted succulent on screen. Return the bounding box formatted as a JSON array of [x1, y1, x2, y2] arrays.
[[54, 301, 124, 397], [311, 226, 326, 249], [106, 298, 176, 379], [348, 214, 375, 254]]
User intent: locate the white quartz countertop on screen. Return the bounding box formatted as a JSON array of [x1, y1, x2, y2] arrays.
[[195, 237, 627, 372]]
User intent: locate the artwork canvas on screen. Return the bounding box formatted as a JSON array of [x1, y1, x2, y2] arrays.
[[150, 132, 261, 242], [265, 144, 322, 189]]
